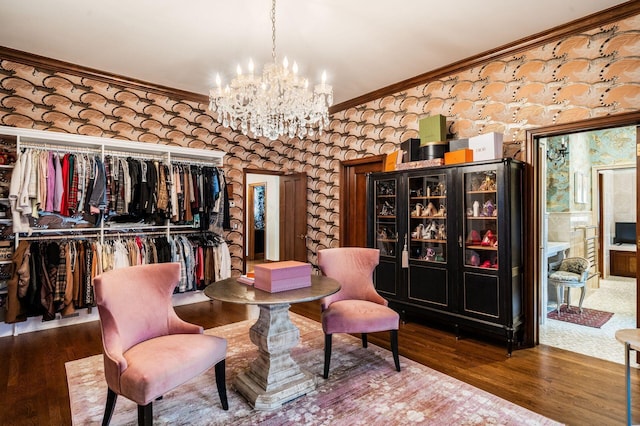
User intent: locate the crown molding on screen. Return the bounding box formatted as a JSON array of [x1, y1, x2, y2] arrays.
[[1, 2, 638, 115], [0, 45, 210, 105], [329, 1, 640, 114]]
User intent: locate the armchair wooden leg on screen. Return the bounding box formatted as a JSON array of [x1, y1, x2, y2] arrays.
[[215, 359, 229, 410], [102, 388, 117, 426], [137, 402, 152, 426], [391, 329, 401, 372], [323, 334, 332, 379], [361, 333, 368, 348], [578, 286, 586, 313]]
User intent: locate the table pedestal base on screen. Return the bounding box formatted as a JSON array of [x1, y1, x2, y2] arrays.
[[233, 303, 317, 410]]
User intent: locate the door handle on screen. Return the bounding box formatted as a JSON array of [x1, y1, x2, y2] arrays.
[[298, 234, 307, 240]]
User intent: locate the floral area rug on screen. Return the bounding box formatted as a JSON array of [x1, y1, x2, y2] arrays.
[[66, 313, 561, 425], [547, 305, 614, 328]]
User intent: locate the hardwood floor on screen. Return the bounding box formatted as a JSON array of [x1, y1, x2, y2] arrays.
[[0, 299, 636, 426]]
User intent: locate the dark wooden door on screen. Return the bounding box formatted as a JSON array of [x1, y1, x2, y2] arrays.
[[280, 172, 308, 262], [340, 155, 385, 247]]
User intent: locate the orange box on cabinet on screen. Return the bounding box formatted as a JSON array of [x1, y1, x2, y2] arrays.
[[444, 149, 474, 165]]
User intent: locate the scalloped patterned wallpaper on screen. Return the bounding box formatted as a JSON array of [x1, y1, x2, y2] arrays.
[[0, 14, 638, 273]]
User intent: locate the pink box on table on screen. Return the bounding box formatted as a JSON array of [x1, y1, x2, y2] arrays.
[[254, 261, 312, 293]]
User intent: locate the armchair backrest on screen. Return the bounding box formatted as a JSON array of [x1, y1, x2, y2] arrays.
[[94, 262, 181, 357], [559, 257, 590, 279], [318, 247, 386, 309]]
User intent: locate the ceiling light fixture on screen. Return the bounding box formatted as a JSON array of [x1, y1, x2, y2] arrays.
[[547, 136, 569, 166], [209, 0, 333, 141]]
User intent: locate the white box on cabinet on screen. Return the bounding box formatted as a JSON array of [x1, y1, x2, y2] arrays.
[[468, 132, 503, 161]]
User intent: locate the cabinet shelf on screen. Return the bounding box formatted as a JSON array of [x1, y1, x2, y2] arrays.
[[378, 215, 396, 219], [413, 258, 446, 264], [466, 216, 497, 220], [412, 238, 446, 244], [377, 195, 395, 198], [411, 196, 446, 200], [467, 190, 497, 194], [377, 238, 397, 243], [466, 245, 498, 251], [467, 265, 499, 270]]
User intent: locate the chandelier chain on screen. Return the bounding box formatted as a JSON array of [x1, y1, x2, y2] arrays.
[[271, 0, 276, 63]]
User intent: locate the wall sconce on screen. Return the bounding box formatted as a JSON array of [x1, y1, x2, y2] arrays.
[[547, 137, 568, 166]]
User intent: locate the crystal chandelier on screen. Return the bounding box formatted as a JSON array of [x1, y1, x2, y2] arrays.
[[547, 136, 569, 166], [209, 0, 333, 140]]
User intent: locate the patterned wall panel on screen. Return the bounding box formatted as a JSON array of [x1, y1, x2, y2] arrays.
[[546, 126, 636, 212], [1, 14, 638, 272]]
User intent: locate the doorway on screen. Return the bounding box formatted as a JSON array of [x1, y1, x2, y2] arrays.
[[538, 128, 637, 364], [243, 169, 308, 273], [247, 182, 266, 262], [524, 111, 640, 363], [244, 170, 282, 272]]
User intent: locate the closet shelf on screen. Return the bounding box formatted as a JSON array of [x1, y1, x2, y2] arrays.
[[0, 125, 225, 166]]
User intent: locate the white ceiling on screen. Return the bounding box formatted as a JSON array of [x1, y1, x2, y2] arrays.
[[0, 0, 629, 107]]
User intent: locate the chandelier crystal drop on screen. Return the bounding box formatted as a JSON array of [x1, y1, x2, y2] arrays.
[[209, 0, 333, 141]]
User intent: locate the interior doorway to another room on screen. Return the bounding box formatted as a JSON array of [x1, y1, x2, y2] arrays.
[[537, 124, 638, 366], [243, 169, 308, 273], [244, 171, 282, 272], [247, 182, 266, 262]]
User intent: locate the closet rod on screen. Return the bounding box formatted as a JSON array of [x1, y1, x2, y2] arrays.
[[20, 233, 101, 241], [172, 159, 219, 167], [19, 143, 100, 155], [170, 228, 211, 235], [19, 227, 103, 235], [103, 230, 170, 238], [104, 150, 166, 161]]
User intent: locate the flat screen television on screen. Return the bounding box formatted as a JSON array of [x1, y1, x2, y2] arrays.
[[614, 222, 636, 245]]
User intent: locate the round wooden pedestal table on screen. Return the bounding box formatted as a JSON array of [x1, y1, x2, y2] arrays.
[[615, 329, 640, 426], [205, 275, 340, 410]]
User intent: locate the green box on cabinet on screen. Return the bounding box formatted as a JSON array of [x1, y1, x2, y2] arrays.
[[419, 115, 447, 146]]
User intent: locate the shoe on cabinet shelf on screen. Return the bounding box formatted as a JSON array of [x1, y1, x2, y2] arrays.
[[422, 202, 437, 217]]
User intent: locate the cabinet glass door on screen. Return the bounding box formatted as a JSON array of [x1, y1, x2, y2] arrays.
[[463, 169, 498, 269], [407, 172, 450, 308], [408, 174, 447, 263], [374, 179, 398, 258]]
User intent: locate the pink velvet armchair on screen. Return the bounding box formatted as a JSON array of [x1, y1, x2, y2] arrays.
[[318, 247, 400, 379], [93, 262, 228, 425]]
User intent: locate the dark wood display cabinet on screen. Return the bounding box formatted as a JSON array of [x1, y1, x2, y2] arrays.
[[367, 158, 524, 355]]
